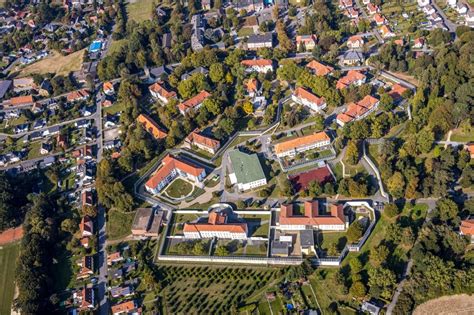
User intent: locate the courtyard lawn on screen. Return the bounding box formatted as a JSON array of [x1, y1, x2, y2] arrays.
[[0, 243, 19, 315], [107, 209, 135, 240], [169, 213, 200, 236], [317, 231, 347, 254], [164, 178, 194, 199], [126, 0, 155, 22], [237, 27, 255, 37]]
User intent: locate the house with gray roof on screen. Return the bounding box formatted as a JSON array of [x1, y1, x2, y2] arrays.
[[0, 80, 11, 99], [228, 150, 267, 191], [247, 32, 274, 50]]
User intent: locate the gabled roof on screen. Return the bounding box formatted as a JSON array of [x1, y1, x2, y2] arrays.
[[9, 95, 33, 106], [336, 70, 366, 89], [348, 35, 363, 44], [245, 78, 259, 92], [111, 300, 137, 314], [337, 95, 379, 123], [460, 219, 474, 235], [183, 210, 247, 234], [149, 82, 176, 99], [274, 131, 330, 155], [67, 89, 89, 102], [178, 90, 211, 113], [279, 201, 345, 226], [80, 216, 94, 235], [186, 129, 220, 150], [388, 83, 408, 100], [241, 59, 273, 67], [137, 114, 168, 139], [306, 60, 334, 76], [146, 154, 204, 189], [296, 34, 317, 45], [293, 87, 325, 106]]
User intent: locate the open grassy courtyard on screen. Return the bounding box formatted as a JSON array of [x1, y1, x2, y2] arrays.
[[126, 0, 155, 22], [0, 243, 19, 315], [107, 209, 135, 240], [164, 178, 194, 199]]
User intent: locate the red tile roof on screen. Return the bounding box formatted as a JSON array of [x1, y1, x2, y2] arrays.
[[178, 90, 211, 113], [460, 219, 474, 235], [245, 78, 259, 92], [336, 70, 366, 89], [186, 130, 220, 150], [183, 211, 248, 235], [279, 201, 345, 226], [337, 95, 379, 123], [296, 34, 317, 45], [306, 60, 334, 76], [294, 87, 325, 106], [388, 83, 408, 100], [111, 300, 137, 314], [0, 226, 23, 245], [274, 131, 330, 155], [137, 114, 168, 139], [67, 89, 89, 102], [289, 165, 334, 192], [9, 95, 33, 106], [80, 216, 94, 235], [149, 82, 176, 99], [241, 59, 273, 67], [145, 154, 204, 190]]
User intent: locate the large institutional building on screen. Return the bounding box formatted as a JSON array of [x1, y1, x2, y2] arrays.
[[183, 210, 248, 239], [145, 154, 206, 194], [274, 131, 331, 158], [228, 150, 267, 191], [278, 200, 347, 231]]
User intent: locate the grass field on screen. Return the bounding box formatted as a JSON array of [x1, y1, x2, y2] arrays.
[[108, 39, 129, 55], [19, 49, 85, 77], [450, 128, 474, 142], [126, 0, 155, 22], [107, 209, 135, 240], [0, 243, 19, 315], [164, 178, 194, 199]]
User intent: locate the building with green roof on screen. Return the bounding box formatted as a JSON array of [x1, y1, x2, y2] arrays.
[[228, 150, 267, 191]]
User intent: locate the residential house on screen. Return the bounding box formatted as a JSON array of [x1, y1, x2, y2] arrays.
[[8, 95, 34, 107], [0, 80, 12, 99], [241, 59, 273, 73], [110, 286, 134, 299], [79, 288, 95, 311], [296, 34, 317, 51], [185, 129, 221, 154], [14, 123, 28, 134], [413, 37, 425, 49], [245, 78, 259, 97], [33, 119, 46, 130], [103, 81, 115, 95], [460, 218, 474, 243], [336, 95, 380, 126], [380, 25, 395, 38], [181, 67, 209, 81], [77, 255, 94, 279], [274, 131, 331, 158], [145, 154, 206, 194], [184, 209, 248, 239], [388, 83, 408, 102], [367, 3, 379, 14], [347, 35, 364, 49], [131, 208, 163, 236], [278, 201, 347, 231], [228, 150, 267, 191], [361, 301, 381, 315], [40, 142, 52, 155], [292, 87, 327, 112], [247, 32, 273, 50], [80, 216, 94, 237], [422, 4, 435, 15], [306, 60, 334, 76], [75, 119, 91, 129], [339, 50, 364, 66], [13, 77, 36, 93], [373, 13, 387, 25], [38, 80, 52, 97], [148, 82, 177, 104], [339, 0, 353, 9], [111, 300, 139, 315], [178, 90, 211, 115], [149, 65, 172, 80], [346, 7, 359, 19], [67, 89, 90, 103], [336, 70, 367, 89], [137, 114, 168, 140], [107, 252, 124, 266]]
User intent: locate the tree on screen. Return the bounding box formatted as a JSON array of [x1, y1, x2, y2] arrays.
[[369, 244, 389, 268], [387, 172, 405, 198], [215, 246, 229, 256], [82, 205, 98, 218], [327, 243, 338, 256], [203, 97, 222, 116], [219, 118, 235, 135], [350, 281, 367, 298], [346, 140, 359, 165], [416, 129, 434, 153], [436, 198, 458, 222], [350, 257, 363, 274], [384, 203, 400, 218], [368, 267, 396, 299], [192, 241, 207, 255], [242, 100, 254, 115], [209, 63, 225, 83], [61, 218, 76, 234], [347, 220, 365, 243], [278, 175, 293, 197]]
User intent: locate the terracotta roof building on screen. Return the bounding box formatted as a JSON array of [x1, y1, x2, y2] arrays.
[[336, 95, 379, 126], [278, 201, 347, 231], [388, 83, 408, 101], [77, 255, 94, 279], [347, 35, 364, 49], [336, 70, 367, 89], [245, 78, 259, 96], [183, 209, 248, 239], [107, 252, 124, 266], [79, 288, 95, 311], [111, 300, 140, 315], [296, 34, 317, 51], [274, 131, 331, 158], [460, 218, 474, 243], [103, 81, 115, 95], [185, 129, 221, 154], [178, 90, 211, 115], [306, 60, 334, 76], [80, 216, 94, 238], [137, 114, 168, 140], [380, 25, 395, 38], [292, 87, 327, 112], [241, 59, 273, 73], [67, 89, 90, 102], [8, 95, 34, 107], [145, 154, 206, 194], [148, 82, 177, 104]]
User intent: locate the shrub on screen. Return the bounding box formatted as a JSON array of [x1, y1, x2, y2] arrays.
[[384, 203, 401, 218]]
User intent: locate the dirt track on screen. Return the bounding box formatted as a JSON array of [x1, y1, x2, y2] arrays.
[[414, 294, 474, 315]]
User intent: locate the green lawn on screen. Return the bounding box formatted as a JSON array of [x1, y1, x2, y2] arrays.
[[316, 231, 347, 254], [27, 141, 43, 160], [0, 243, 19, 315], [169, 213, 200, 236], [164, 178, 194, 199], [103, 101, 126, 115], [126, 0, 155, 22], [237, 27, 255, 37], [450, 128, 474, 142], [108, 39, 128, 56], [107, 209, 135, 240]]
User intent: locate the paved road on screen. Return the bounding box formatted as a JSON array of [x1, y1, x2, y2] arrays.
[[431, 2, 457, 33], [354, 0, 384, 44]]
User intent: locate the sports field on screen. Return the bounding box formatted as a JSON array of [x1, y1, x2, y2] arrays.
[[0, 243, 19, 315]]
